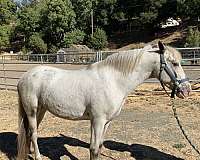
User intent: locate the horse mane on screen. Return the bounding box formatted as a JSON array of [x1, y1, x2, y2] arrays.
[[165, 46, 182, 62], [87, 44, 181, 75], [89, 49, 144, 75]]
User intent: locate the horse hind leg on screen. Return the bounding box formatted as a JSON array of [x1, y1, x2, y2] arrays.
[[30, 107, 46, 154], [36, 107, 46, 128], [27, 111, 42, 160], [23, 95, 42, 160]]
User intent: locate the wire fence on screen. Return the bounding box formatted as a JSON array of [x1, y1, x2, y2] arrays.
[[0, 48, 200, 91]]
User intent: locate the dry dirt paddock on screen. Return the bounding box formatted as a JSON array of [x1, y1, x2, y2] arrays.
[[0, 83, 200, 160]]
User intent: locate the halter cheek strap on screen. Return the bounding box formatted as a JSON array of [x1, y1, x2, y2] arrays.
[[159, 53, 189, 98]]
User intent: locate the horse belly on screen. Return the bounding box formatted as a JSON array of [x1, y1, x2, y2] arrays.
[[46, 101, 89, 120]]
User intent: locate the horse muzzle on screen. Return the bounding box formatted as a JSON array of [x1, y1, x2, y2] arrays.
[[176, 83, 191, 99]]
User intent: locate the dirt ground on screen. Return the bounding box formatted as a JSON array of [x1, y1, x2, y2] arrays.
[[0, 83, 200, 160]]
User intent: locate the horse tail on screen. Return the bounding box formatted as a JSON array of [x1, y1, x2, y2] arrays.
[[17, 90, 29, 160]]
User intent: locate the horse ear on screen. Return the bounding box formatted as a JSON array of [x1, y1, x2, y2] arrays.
[[158, 41, 165, 54]]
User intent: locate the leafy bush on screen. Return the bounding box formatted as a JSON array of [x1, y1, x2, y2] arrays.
[[185, 27, 200, 47], [87, 28, 108, 50], [48, 45, 59, 54], [63, 29, 85, 47], [28, 33, 47, 54]]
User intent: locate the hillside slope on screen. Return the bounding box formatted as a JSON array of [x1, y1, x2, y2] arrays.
[[113, 28, 187, 51]]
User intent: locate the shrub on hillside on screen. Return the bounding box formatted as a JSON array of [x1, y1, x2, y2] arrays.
[[87, 28, 108, 50], [63, 29, 85, 47], [28, 33, 47, 54], [185, 27, 200, 47]]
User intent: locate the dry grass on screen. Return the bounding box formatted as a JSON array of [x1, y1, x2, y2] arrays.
[[0, 84, 200, 160]]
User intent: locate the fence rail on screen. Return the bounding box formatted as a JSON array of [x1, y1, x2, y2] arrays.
[[0, 48, 200, 91], [177, 47, 200, 65]]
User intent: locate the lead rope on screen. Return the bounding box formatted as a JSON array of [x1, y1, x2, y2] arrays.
[[171, 97, 200, 157]]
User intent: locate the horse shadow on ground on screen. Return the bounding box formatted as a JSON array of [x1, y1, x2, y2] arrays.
[[0, 132, 183, 160]]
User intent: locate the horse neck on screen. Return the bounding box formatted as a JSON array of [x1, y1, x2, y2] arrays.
[[110, 52, 156, 96]]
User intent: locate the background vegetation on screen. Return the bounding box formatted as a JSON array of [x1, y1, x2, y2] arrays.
[[0, 0, 200, 53]]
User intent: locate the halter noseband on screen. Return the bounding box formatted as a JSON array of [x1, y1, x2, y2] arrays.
[[159, 50, 189, 98]]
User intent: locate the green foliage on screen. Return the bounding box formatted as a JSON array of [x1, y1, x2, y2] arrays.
[[0, 0, 17, 24], [140, 11, 158, 25], [28, 33, 47, 54], [63, 29, 85, 47], [43, 0, 76, 47], [87, 28, 108, 50], [0, 0, 16, 50], [185, 27, 200, 47], [48, 45, 58, 54], [8, 0, 200, 52], [16, 0, 76, 52], [16, 6, 42, 38], [122, 0, 165, 22], [177, 0, 200, 18], [0, 25, 12, 49], [21, 46, 29, 54], [71, 0, 93, 31], [94, 0, 118, 26], [158, 0, 177, 20]]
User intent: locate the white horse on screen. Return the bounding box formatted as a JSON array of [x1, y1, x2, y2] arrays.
[[17, 42, 191, 160]]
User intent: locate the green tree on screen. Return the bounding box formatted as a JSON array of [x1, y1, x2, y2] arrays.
[[0, 0, 17, 24], [48, 44, 58, 54], [71, 0, 94, 31], [158, 0, 178, 20], [177, 0, 200, 19], [0, 25, 12, 50], [185, 27, 200, 47], [63, 29, 85, 47], [28, 33, 47, 54], [16, 6, 42, 38], [94, 0, 118, 26], [0, 0, 16, 50], [87, 28, 108, 50], [16, 0, 77, 53], [42, 0, 76, 47]]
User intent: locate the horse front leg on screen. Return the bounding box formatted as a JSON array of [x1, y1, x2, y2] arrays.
[[90, 118, 106, 160]]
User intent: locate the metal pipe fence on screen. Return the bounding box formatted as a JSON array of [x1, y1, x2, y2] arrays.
[[0, 48, 200, 91], [177, 47, 200, 65]]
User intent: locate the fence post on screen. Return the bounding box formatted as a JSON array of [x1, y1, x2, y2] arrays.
[[3, 55, 7, 90], [96, 51, 102, 62], [41, 55, 44, 65], [96, 52, 98, 62], [100, 51, 103, 61]]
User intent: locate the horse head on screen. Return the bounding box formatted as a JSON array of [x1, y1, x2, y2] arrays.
[[154, 41, 191, 98]]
